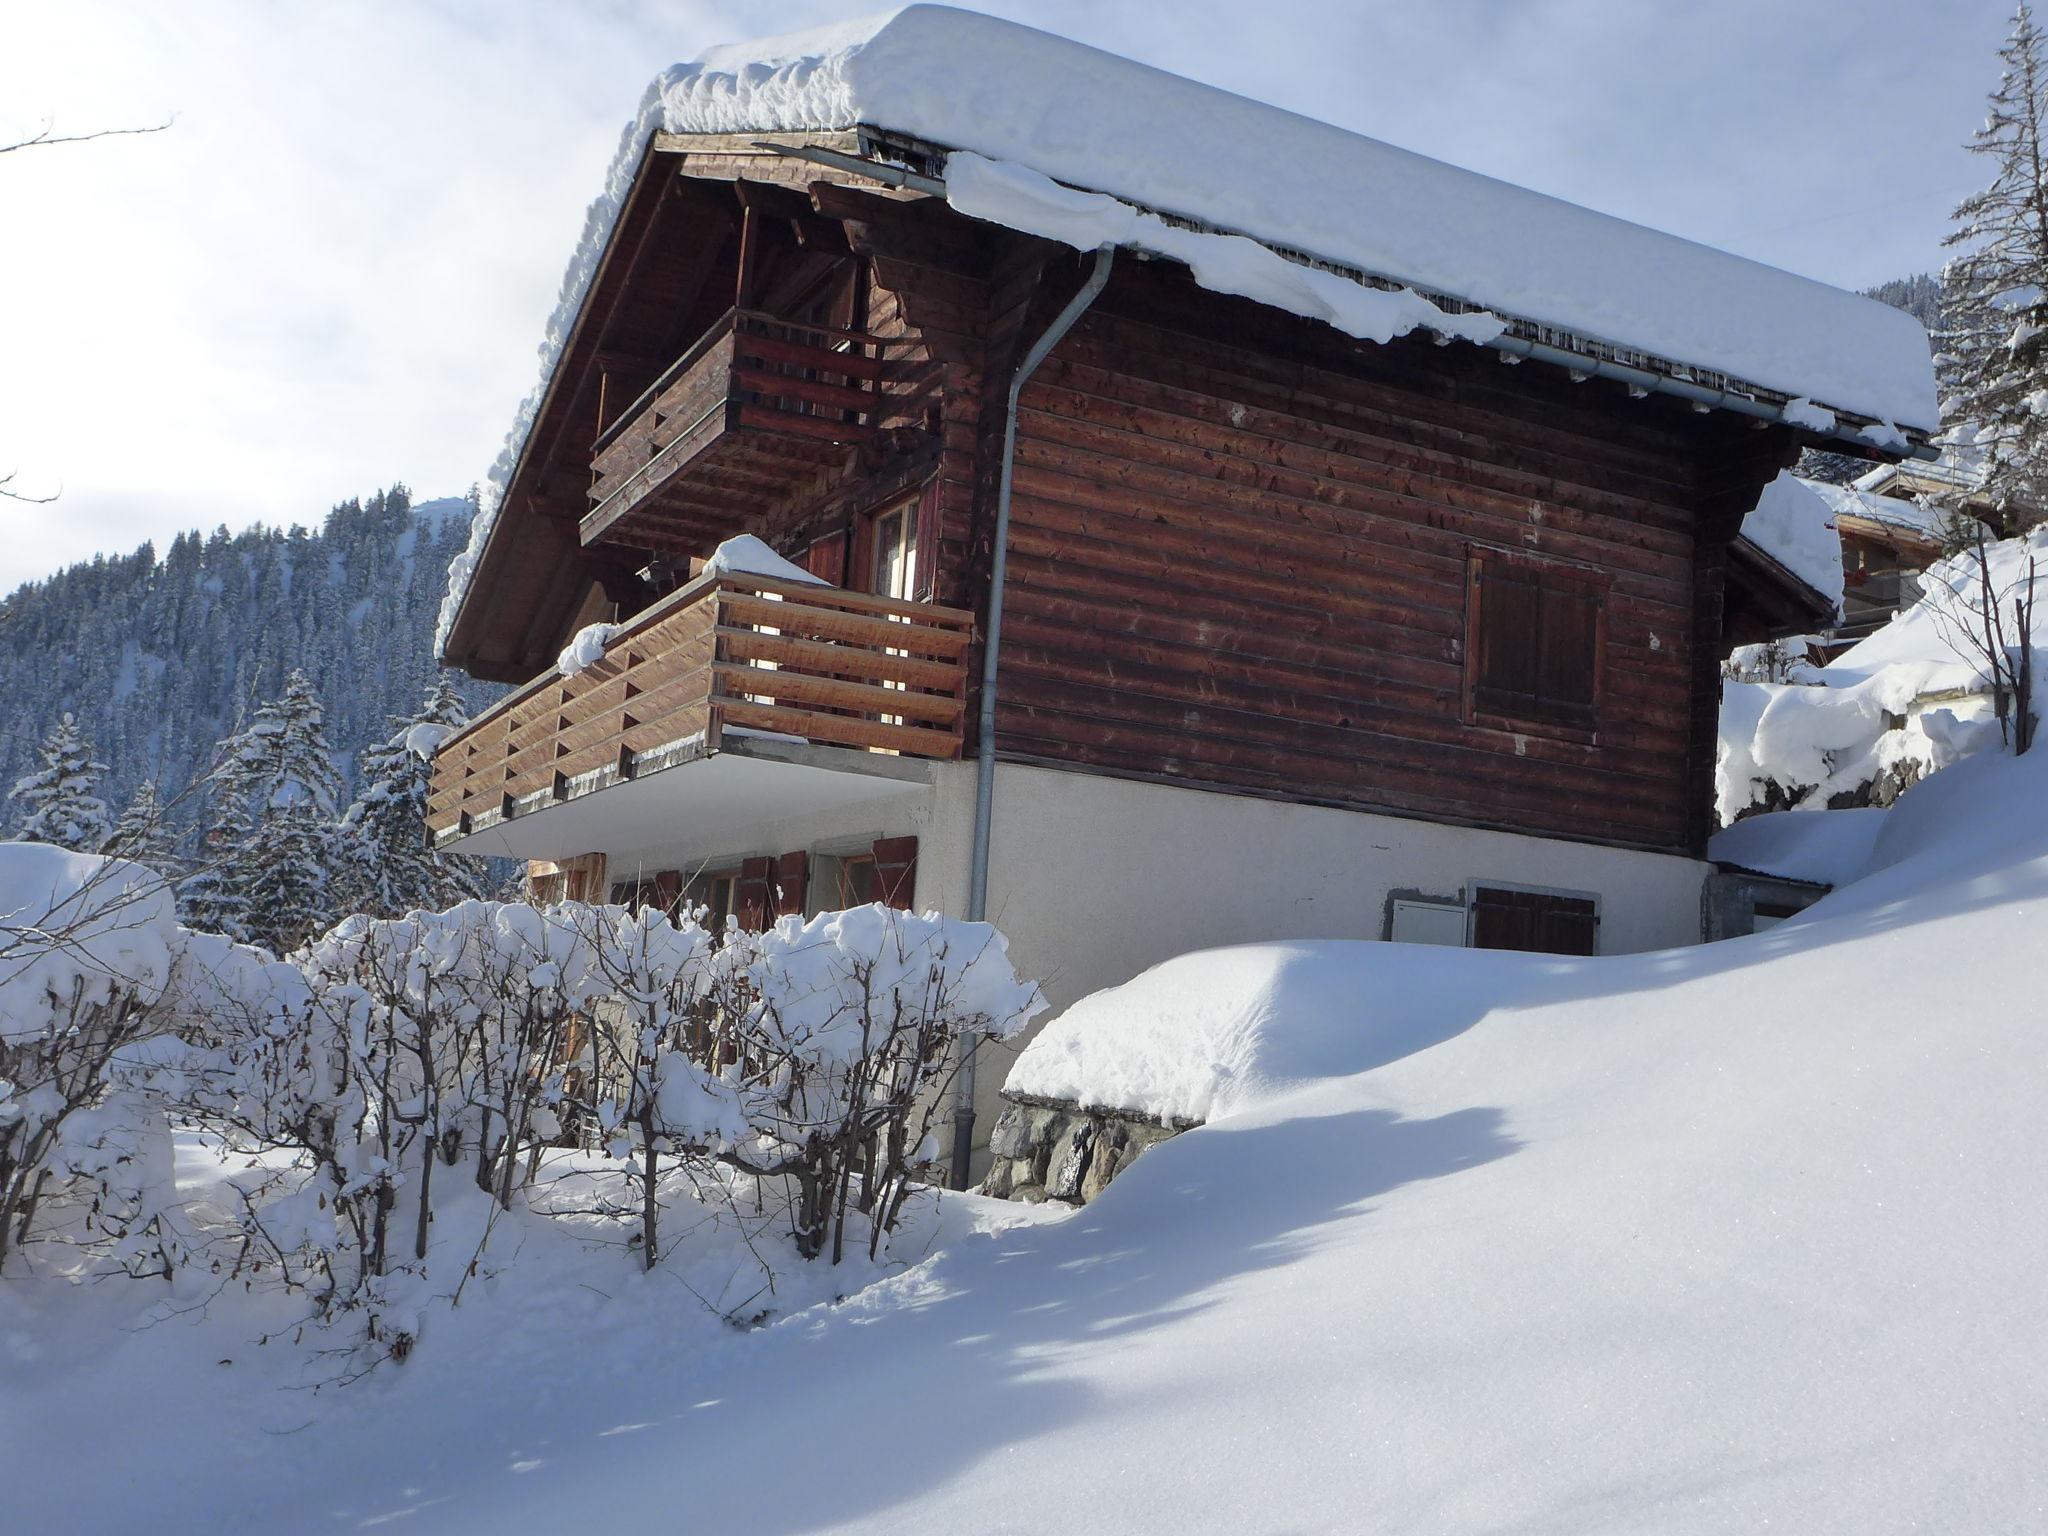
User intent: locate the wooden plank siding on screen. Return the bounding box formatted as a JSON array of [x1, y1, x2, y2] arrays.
[[443, 150, 1811, 861], [984, 263, 1776, 855]]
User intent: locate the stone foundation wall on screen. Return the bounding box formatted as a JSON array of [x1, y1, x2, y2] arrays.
[[978, 1095, 1192, 1205]]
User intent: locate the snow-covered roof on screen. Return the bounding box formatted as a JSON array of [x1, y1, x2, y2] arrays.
[[1738, 473, 1844, 619], [439, 5, 1939, 653], [1706, 807, 1886, 887], [1806, 479, 1945, 544], [658, 8, 1933, 424]]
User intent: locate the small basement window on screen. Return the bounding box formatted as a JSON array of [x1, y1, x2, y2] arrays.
[[1467, 883, 1599, 956], [1465, 548, 1607, 730], [1388, 897, 1468, 947]]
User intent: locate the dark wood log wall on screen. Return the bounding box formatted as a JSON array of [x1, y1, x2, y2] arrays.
[[986, 259, 1792, 856]]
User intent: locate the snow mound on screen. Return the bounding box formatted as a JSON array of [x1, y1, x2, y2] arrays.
[[439, 4, 1936, 656], [1741, 472, 1844, 616], [556, 622, 619, 679], [0, 844, 178, 1043], [1007, 939, 1595, 1125], [1706, 806, 1886, 886], [701, 532, 828, 587]]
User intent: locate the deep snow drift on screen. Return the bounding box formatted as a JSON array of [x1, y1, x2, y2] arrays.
[[7, 738, 2046, 1530]]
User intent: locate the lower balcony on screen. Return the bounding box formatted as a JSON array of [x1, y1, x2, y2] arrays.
[[426, 569, 974, 858]]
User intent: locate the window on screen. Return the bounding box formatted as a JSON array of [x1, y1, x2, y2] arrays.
[[1388, 897, 1468, 947], [1467, 883, 1599, 956], [1465, 548, 1607, 730], [866, 497, 920, 600], [699, 869, 739, 933]]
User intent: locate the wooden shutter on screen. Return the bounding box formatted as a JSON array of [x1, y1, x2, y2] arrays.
[[803, 531, 847, 587], [773, 849, 810, 919], [1470, 559, 1543, 718], [872, 835, 919, 909], [1469, 886, 1597, 956], [1468, 550, 1605, 728], [735, 856, 775, 932], [652, 870, 682, 923]]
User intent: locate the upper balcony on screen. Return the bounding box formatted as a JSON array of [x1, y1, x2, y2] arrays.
[[425, 568, 973, 852], [582, 309, 895, 555]]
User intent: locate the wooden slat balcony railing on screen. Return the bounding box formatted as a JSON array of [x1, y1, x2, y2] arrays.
[[581, 309, 893, 554], [426, 570, 974, 843]]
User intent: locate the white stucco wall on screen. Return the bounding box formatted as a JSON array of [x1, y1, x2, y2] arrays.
[[561, 754, 1710, 1176], [913, 761, 1711, 1170]]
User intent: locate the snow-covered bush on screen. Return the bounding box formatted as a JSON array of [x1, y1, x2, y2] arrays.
[[0, 844, 183, 1273], [155, 896, 1042, 1354], [1, 843, 1044, 1356]]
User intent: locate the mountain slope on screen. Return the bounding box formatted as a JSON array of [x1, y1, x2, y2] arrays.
[[0, 487, 499, 832]]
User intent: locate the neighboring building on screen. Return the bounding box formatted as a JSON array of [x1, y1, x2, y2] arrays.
[[426, 9, 1936, 1176], [1809, 479, 1951, 642]]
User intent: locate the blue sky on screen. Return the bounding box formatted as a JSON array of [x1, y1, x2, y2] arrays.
[[0, 0, 2018, 591]]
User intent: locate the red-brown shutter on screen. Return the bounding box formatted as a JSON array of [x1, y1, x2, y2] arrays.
[[1535, 584, 1602, 725], [773, 849, 810, 919], [872, 835, 918, 909], [1468, 551, 1605, 728], [735, 856, 775, 932], [803, 532, 847, 587], [652, 870, 682, 923], [1471, 560, 1542, 717], [1469, 886, 1597, 956]]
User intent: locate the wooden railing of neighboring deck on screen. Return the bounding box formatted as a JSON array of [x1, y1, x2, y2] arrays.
[[426, 572, 973, 842]]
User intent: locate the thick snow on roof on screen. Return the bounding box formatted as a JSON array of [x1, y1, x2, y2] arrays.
[[1808, 478, 1945, 543], [1706, 806, 1887, 886], [1740, 473, 1844, 616], [659, 7, 1935, 427], [438, 5, 1938, 656]]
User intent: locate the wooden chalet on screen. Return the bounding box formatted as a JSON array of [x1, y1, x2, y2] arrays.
[[428, 10, 1937, 1176]]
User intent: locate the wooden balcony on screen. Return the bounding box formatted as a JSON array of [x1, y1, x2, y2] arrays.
[[426, 570, 974, 844], [583, 309, 893, 554]]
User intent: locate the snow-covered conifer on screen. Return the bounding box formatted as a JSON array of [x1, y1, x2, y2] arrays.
[[1942, 3, 2048, 526], [104, 778, 178, 872], [6, 712, 113, 851], [182, 671, 344, 952], [238, 670, 344, 953], [335, 676, 486, 917]]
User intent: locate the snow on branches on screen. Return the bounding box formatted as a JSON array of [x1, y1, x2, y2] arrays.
[[0, 858, 1045, 1365]]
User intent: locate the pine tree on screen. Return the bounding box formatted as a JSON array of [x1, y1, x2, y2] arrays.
[[1942, 3, 2048, 527], [238, 670, 345, 953], [6, 712, 113, 851], [335, 676, 486, 917], [182, 671, 345, 953], [180, 733, 258, 943], [104, 778, 179, 873]]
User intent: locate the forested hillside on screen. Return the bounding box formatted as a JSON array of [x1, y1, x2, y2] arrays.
[[0, 486, 499, 833]]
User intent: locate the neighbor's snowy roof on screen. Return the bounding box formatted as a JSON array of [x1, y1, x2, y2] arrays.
[[1807, 479, 1945, 544], [1706, 807, 1887, 887], [438, 5, 1939, 653], [1739, 474, 1844, 618]]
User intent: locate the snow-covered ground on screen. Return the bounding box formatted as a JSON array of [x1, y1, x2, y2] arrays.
[[6, 734, 2046, 1530]]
